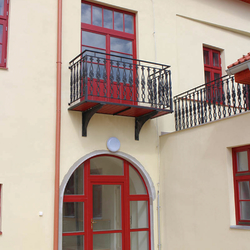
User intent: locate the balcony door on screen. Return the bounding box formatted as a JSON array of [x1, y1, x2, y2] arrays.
[[62, 155, 151, 250], [81, 1, 136, 104]]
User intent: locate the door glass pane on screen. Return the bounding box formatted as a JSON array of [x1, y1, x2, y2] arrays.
[[93, 6, 102, 27], [93, 185, 121, 231], [82, 31, 106, 49], [64, 163, 84, 195], [239, 181, 250, 200], [63, 202, 84, 232], [130, 201, 148, 229], [0, 0, 4, 16], [131, 231, 149, 250], [213, 52, 219, 67], [0, 24, 3, 43], [93, 233, 122, 250], [111, 37, 132, 54], [240, 201, 250, 220], [81, 3, 91, 24], [203, 50, 209, 65], [90, 156, 123, 175], [129, 166, 147, 194], [104, 9, 113, 29], [63, 235, 84, 250], [125, 14, 133, 34], [114, 11, 123, 31], [237, 151, 248, 172], [205, 71, 211, 83]]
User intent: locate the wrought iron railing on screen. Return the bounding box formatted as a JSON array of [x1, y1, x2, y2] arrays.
[[69, 50, 173, 111], [174, 75, 250, 131]]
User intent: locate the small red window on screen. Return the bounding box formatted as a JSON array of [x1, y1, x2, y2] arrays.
[[232, 145, 250, 226], [0, 0, 9, 68]]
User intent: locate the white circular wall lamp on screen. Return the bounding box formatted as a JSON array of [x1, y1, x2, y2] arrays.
[[107, 137, 121, 152]]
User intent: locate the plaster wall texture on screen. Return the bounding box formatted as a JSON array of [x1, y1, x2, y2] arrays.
[[0, 0, 250, 249], [160, 112, 250, 250]]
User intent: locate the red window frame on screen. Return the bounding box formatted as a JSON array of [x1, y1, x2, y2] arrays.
[[203, 47, 223, 102], [0, 0, 9, 68], [232, 145, 250, 226], [62, 155, 151, 250]]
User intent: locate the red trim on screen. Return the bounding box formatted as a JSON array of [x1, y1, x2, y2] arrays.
[[232, 145, 250, 226], [235, 69, 250, 85]]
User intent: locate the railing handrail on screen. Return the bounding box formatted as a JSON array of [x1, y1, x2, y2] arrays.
[[69, 49, 171, 69], [174, 75, 230, 99]]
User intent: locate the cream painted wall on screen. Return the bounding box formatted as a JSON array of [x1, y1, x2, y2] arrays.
[[0, 0, 57, 249], [160, 112, 250, 250], [0, 0, 250, 249]]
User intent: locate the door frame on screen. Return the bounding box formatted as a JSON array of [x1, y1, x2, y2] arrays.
[[59, 150, 156, 250]]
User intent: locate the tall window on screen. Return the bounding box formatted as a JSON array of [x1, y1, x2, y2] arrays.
[[232, 145, 250, 226], [203, 47, 222, 83], [0, 0, 9, 68], [62, 156, 151, 250]]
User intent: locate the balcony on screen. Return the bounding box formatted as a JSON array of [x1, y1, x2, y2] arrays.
[[69, 50, 173, 140], [174, 75, 250, 131]]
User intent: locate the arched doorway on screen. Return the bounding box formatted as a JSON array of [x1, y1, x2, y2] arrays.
[[60, 152, 155, 250]]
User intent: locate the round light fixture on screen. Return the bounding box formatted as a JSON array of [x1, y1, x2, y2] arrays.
[[107, 137, 121, 152]]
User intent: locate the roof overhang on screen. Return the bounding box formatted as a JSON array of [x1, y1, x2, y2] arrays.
[[226, 60, 250, 76]]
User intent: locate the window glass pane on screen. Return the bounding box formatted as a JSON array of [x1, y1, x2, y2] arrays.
[[111, 37, 132, 54], [240, 201, 250, 220], [63, 202, 84, 232], [64, 163, 84, 195], [81, 3, 91, 24], [82, 31, 106, 49], [130, 201, 148, 229], [114, 11, 123, 32], [129, 166, 147, 194], [203, 50, 209, 65], [104, 9, 113, 29], [237, 151, 248, 172], [205, 71, 211, 83], [239, 181, 250, 200], [93, 233, 122, 250], [63, 235, 84, 250], [90, 156, 123, 175], [125, 14, 134, 34], [93, 185, 121, 231], [0, 24, 3, 43], [213, 52, 219, 67], [131, 231, 149, 250], [93, 6, 102, 27], [214, 73, 220, 80]]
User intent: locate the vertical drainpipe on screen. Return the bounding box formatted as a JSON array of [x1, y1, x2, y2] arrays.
[[54, 0, 62, 249]]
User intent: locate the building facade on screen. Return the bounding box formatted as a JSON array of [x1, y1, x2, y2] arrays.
[[0, 0, 250, 249]]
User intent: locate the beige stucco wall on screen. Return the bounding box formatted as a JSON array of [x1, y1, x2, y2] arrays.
[[0, 0, 250, 249], [160, 112, 250, 250]]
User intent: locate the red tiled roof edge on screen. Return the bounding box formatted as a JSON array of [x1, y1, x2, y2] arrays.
[[241, 0, 250, 4], [227, 52, 250, 69]]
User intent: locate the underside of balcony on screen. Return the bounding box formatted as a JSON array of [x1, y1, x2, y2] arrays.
[[68, 50, 173, 140]]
